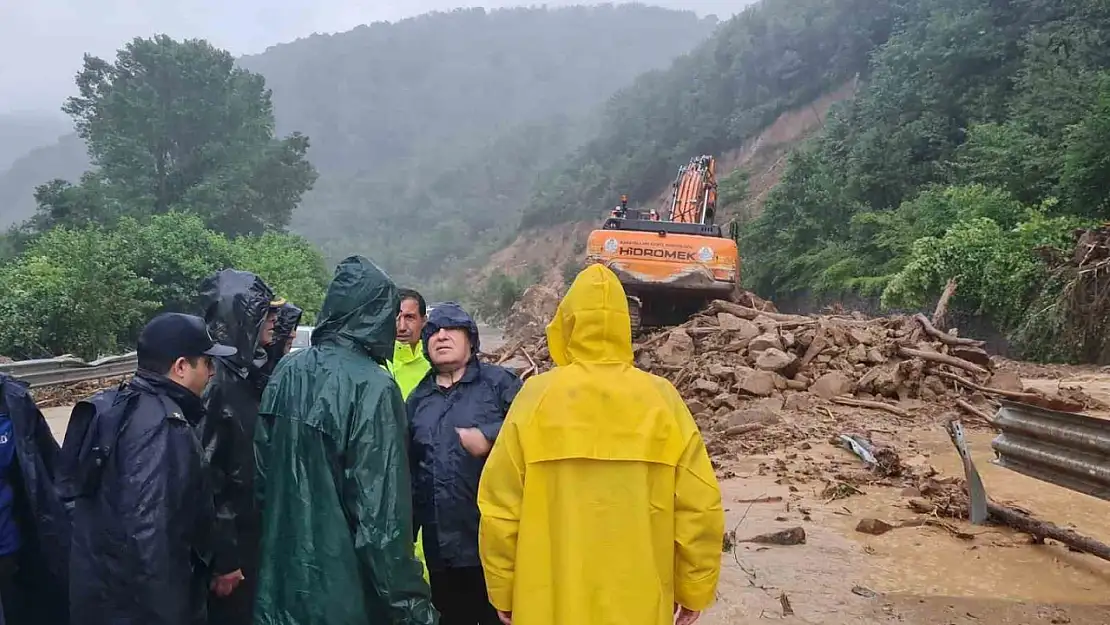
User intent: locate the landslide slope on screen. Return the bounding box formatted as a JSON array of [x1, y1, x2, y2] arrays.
[[508, 0, 1110, 363]]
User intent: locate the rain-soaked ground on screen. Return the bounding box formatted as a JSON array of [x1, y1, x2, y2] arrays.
[[702, 377, 1110, 625], [40, 367, 1110, 623]]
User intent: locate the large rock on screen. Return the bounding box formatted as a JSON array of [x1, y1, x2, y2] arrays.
[[988, 370, 1024, 393], [755, 348, 796, 372], [726, 405, 782, 427], [706, 362, 735, 380], [692, 378, 721, 394], [716, 312, 744, 330], [737, 370, 776, 396], [952, 345, 992, 368], [655, 329, 695, 366], [748, 332, 783, 353], [810, 371, 853, 399]]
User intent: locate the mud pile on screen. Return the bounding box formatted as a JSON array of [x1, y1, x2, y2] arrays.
[[488, 299, 1100, 445], [500, 284, 561, 342]]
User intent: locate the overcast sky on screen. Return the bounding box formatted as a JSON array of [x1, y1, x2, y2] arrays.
[[0, 1, 749, 114]]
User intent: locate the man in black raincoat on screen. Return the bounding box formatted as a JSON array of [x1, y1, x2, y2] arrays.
[[0, 373, 69, 625], [408, 302, 521, 624], [263, 302, 303, 375], [253, 255, 437, 625], [198, 269, 282, 625], [68, 312, 235, 625]]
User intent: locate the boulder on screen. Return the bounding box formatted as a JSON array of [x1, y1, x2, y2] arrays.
[[755, 348, 796, 372], [656, 329, 695, 366], [738, 370, 776, 397], [810, 371, 853, 399]]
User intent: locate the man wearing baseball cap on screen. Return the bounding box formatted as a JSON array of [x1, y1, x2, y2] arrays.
[[68, 313, 236, 625]]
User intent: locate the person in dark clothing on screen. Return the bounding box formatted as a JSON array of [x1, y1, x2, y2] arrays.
[[408, 302, 522, 625], [198, 269, 282, 625], [252, 255, 437, 625], [263, 302, 303, 373], [0, 404, 20, 622], [0, 372, 69, 625], [68, 312, 235, 625]]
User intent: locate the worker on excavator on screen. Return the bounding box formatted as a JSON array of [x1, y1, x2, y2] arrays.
[[477, 264, 724, 625]]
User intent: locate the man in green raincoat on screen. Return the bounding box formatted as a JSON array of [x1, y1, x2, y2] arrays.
[[253, 256, 437, 625]]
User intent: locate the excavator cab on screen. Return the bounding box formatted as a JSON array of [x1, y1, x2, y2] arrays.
[[585, 155, 741, 331]]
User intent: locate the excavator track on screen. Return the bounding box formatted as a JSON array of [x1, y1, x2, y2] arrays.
[[627, 296, 643, 336]]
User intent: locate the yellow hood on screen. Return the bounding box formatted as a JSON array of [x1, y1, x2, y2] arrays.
[[546, 264, 634, 366]]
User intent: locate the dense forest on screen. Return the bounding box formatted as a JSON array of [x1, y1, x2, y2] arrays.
[[0, 5, 723, 293], [523, 0, 1110, 360]]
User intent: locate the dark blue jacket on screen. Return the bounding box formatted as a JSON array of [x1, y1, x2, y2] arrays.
[[0, 373, 69, 625], [0, 412, 19, 557], [68, 372, 214, 625], [407, 303, 521, 571]]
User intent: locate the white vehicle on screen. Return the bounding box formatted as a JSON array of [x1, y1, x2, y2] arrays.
[[291, 325, 313, 352]]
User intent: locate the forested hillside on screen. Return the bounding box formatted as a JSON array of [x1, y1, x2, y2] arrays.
[[519, 0, 1110, 360], [0, 113, 70, 171], [521, 0, 897, 228], [244, 5, 721, 290], [0, 5, 722, 292]]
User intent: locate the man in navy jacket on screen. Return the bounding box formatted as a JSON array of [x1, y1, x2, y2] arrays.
[[407, 302, 521, 625]]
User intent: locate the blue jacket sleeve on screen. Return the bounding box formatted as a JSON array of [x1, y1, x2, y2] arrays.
[[476, 366, 522, 443]]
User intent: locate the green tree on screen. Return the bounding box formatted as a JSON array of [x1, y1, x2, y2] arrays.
[[233, 231, 331, 323], [59, 35, 317, 235], [0, 213, 331, 359], [0, 225, 156, 359]]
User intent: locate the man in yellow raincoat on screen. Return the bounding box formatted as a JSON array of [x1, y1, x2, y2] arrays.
[[386, 288, 433, 582], [477, 264, 725, 625]]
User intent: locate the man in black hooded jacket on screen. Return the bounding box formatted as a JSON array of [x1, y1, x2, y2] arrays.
[[68, 312, 234, 625], [199, 269, 282, 625], [262, 302, 302, 378]]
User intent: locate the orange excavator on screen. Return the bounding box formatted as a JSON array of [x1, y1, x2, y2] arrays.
[[585, 155, 740, 331]]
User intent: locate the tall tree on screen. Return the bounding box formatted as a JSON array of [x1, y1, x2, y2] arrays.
[[60, 35, 317, 235]]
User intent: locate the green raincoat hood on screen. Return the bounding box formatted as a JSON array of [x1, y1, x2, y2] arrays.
[[311, 256, 400, 365]]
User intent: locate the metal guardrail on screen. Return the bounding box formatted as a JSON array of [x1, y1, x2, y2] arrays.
[[991, 399, 1110, 501], [0, 353, 137, 389]]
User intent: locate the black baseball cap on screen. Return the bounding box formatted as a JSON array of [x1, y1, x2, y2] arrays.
[[137, 312, 238, 363]]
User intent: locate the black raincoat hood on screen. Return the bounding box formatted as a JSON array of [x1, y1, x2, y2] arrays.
[[420, 301, 480, 361], [263, 303, 304, 376], [198, 269, 275, 372], [311, 256, 399, 365], [273, 303, 303, 346]]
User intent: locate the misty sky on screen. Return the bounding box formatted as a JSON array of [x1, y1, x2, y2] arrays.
[[0, 1, 748, 114]]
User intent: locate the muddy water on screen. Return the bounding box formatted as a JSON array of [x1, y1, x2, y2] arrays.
[[702, 426, 1110, 624], [859, 429, 1110, 604]]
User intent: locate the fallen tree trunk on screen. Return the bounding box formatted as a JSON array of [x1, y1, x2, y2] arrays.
[[931, 278, 959, 328], [937, 371, 1086, 412], [707, 300, 811, 323], [898, 345, 989, 376], [831, 395, 911, 418], [988, 502, 1110, 562], [913, 313, 985, 348], [955, 399, 1000, 430]]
